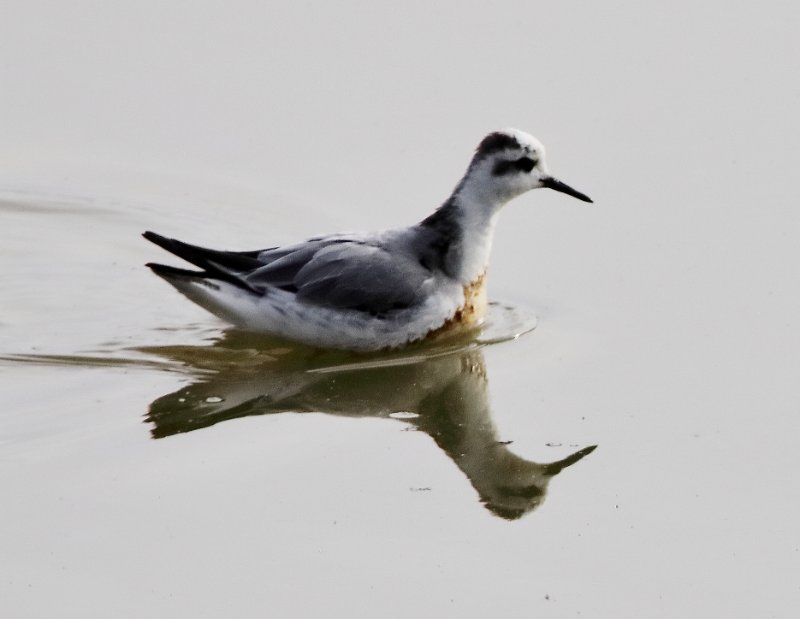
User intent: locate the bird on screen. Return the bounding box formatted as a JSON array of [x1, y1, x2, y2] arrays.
[[143, 128, 592, 351]]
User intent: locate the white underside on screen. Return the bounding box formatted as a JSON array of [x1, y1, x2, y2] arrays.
[[161, 274, 466, 351]]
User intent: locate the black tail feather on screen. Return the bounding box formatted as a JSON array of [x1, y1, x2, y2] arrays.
[[143, 231, 264, 293], [142, 231, 264, 272], [146, 262, 207, 278]]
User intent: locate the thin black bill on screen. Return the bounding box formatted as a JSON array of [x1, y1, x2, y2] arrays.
[[541, 177, 593, 203]]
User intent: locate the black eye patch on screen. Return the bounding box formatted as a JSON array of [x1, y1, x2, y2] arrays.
[[492, 156, 537, 176]]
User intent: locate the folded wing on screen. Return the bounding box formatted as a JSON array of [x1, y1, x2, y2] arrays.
[[145, 231, 433, 315], [250, 240, 431, 314]]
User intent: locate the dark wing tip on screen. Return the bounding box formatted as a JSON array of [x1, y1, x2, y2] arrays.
[[145, 262, 204, 278], [143, 230, 172, 248]]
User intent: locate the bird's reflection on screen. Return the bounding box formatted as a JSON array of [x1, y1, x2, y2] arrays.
[[143, 329, 596, 520]]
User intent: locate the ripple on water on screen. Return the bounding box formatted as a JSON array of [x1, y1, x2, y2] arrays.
[[0, 301, 537, 376], [475, 301, 537, 345], [388, 411, 420, 419]]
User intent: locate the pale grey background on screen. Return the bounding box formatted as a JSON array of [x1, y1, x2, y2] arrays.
[[2, 2, 798, 617]]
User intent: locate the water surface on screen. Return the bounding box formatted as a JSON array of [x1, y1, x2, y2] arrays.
[[2, 3, 799, 617]]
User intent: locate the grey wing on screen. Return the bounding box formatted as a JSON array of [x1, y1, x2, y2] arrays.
[[247, 239, 432, 313]]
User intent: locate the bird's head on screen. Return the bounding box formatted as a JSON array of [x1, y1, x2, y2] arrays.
[[459, 128, 592, 206]]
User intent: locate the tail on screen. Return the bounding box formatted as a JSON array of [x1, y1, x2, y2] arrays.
[[145, 261, 213, 282], [144, 261, 262, 328], [142, 231, 263, 270], [143, 231, 261, 293]]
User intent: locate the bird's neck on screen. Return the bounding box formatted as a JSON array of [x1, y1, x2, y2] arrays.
[[420, 184, 504, 284]]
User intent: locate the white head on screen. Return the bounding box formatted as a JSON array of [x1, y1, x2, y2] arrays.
[[457, 128, 592, 207]]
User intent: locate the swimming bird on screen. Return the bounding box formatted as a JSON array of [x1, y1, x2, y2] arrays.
[[144, 128, 592, 351]]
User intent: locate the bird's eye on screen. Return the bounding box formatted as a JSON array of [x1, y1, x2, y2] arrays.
[[492, 157, 537, 176], [516, 157, 536, 173]]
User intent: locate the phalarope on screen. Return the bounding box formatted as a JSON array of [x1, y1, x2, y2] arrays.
[[144, 128, 592, 351]]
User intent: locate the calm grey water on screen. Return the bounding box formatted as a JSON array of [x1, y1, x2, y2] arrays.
[[2, 2, 799, 617]]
